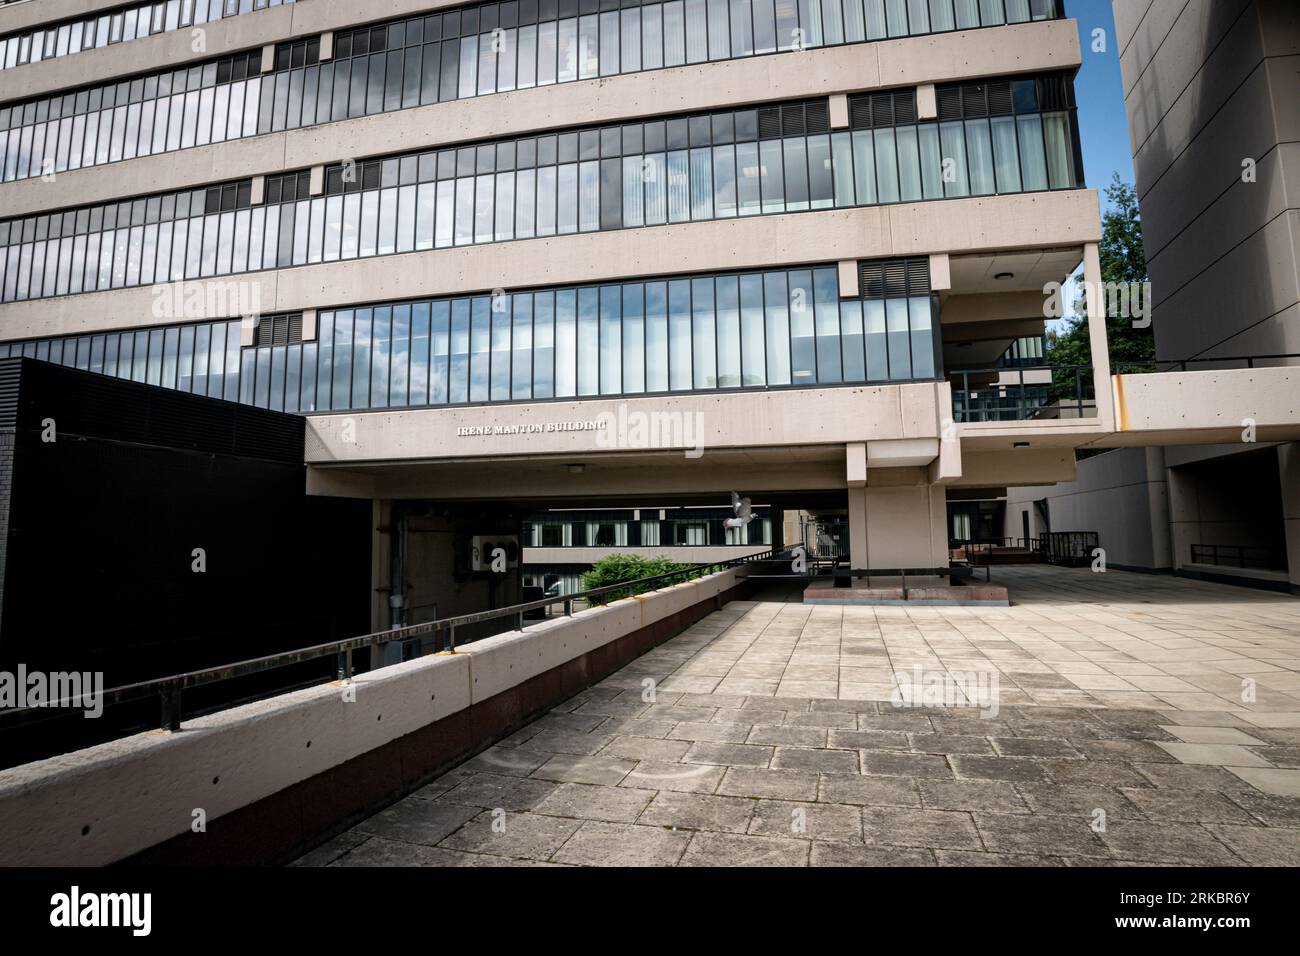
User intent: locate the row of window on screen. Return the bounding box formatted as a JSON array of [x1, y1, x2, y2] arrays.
[[0, 318, 244, 401], [0, 92, 1080, 303], [0, 0, 1062, 182], [0, 262, 941, 414], [0, 0, 291, 72], [524, 509, 773, 547]]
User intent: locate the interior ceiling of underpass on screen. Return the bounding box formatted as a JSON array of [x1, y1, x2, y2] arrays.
[[936, 249, 1083, 372], [946, 248, 1084, 295]]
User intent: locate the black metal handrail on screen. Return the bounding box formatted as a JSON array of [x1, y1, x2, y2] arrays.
[[0, 549, 776, 731], [948, 364, 1095, 423], [1114, 353, 1300, 373], [747, 564, 993, 591], [1189, 544, 1286, 572]]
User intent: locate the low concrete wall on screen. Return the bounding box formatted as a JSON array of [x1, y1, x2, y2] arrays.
[[0, 569, 754, 866]]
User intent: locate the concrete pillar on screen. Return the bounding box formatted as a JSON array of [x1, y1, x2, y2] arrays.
[[848, 472, 949, 570], [1281, 442, 1300, 592], [828, 93, 849, 129], [371, 499, 391, 633], [1144, 446, 1173, 570], [1083, 242, 1117, 431], [916, 84, 937, 120]]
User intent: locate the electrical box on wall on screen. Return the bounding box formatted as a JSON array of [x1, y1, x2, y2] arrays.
[[469, 535, 520, 572]]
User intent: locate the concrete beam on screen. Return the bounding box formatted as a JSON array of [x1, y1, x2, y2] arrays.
[[0, 191, 1103, 340]]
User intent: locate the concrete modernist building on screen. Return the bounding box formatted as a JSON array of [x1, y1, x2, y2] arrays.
[[1007, 0, 1299, 593], [1, 0, 1296, 633]]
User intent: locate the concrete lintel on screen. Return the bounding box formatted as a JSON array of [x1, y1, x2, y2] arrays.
[[309, 165, 325, 196], [319, 31, 335, 62], [261, 44, 276, 74], [302, 308, 318, 342], [249, 174, 266, 206]]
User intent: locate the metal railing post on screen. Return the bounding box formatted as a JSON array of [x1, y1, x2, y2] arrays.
[[161, 683, 181, 732]]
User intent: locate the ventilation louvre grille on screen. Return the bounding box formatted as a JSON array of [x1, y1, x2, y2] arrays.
[[858, 258, 932, 298]]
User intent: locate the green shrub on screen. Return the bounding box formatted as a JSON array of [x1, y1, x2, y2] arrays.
[[581, 554, 696, 602]]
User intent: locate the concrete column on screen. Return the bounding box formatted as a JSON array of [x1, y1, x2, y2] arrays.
[[848, 488, 868, 569], [916, 84, 937, 120], [849, 473, 950, 570], [1281, 442, 1300, 592], [837, 260, 859, 298], [371, 499, 391, 633], [1144, 446, 1173, 570], [829, 93, 849, 129], [1083, 242, 1117, 431]]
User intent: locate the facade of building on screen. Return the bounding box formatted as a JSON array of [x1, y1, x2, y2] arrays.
[[2, 0, 1171, 631], [1005, 0, 1299, 593]]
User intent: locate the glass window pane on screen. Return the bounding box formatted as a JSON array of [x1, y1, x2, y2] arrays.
[[1043, 111, 1077, 189], [449, 298, 470, 403], [940, 120, 969, 197], [577, 287, 599, 395], [807, 134, 833, 209], [645, 281, 668, 392], [431, 301, 451, 404], [909, 295, 935, 379], [691, 276, 716, 389], [788, 269, 816, 383], [470, 296, 491, 402], [965, 118, 996, 195], [840, 300, 865, 381], [832, 131, 855, 207], [886, 297, 911, 379], [874, 127, 899, 203], [763, 271, 791, 385], [739, 273, 766, 386], [813, 267, 842, 383], [491, 296, 511, 401], [599, 285, 621, 394], [555, 288, 577, 397], [716, 275, 741, 388], [511, 294, 533, 400], [533, 292, 555, 398], [668, 279, 692, 390], [991, 115, 1022, 193], [1016, 114, 1048, 191], [622, 284, 645, 393], [410, 302, 430, 405], [864, 299, 887, 380]]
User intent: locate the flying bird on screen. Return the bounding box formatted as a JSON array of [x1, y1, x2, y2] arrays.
[[724, 492, 753, 529]]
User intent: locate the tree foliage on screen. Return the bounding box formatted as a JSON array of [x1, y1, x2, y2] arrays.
[[1045, 174, 1157, 375], [581, 554, 696, 602]]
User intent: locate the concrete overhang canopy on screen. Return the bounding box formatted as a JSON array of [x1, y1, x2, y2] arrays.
[[866, 438, 939, 468]]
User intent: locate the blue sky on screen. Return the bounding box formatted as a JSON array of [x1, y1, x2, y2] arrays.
[[1068, 0, 1138, 203]]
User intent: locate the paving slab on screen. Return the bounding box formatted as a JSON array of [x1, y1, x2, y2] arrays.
[[296, 570, 1300, 867]]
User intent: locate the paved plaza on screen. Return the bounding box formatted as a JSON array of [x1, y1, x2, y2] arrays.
[[296, 567, 1300, 866]]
